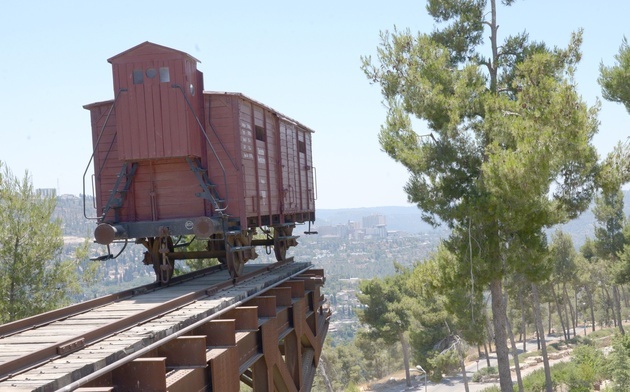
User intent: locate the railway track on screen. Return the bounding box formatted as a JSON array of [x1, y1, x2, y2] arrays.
[[0, 261, 329, 391]]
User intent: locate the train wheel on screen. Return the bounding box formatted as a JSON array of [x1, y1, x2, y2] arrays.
[[208, 234, 227, 266], [158, 236, 175, 284], [144, 236, 174, 284], [273, 225, 294, 261], [225, 234, 246, 278], [226, 238, 244, 278]]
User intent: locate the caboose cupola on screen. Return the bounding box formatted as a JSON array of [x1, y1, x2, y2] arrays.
[[108, 41, 204, 161]]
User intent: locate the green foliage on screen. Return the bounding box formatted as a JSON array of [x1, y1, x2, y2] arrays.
[[363, 9, 599, 390], [616, 247, 630, 284], [344, 382, 361, 392], [356, 267, 414, 343], [599, 37, 630, 114], [593, 189, 625, 260], [550, 230, 578, 282], [608, 333, 630, 391], [356, 267, 416, 386], [355, 332, 402, 380], [75, 236, 99, 285], [570, 344, 607, 385], [364, 3, 599, 386], [426, 349, 459, 382], [472, 366, 498, 382], [522, 367, 558, 392], [407, 245, 486, 379], [0, 162, 80, 323], [519, 342, 611, 392], [320, 341, 366, 390]]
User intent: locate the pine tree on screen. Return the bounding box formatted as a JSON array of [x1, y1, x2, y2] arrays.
[[356, 266, 415, 387], [362, 1, 598, 390], [0, 162, 79, 323], [600, 37, 630, 114], [592, 189, 626, 334]]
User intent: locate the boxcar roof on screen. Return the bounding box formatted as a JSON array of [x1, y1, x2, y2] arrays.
[[107, 41, 200, 64], [83, 99, 114, 110], [83, 92, 315, 134], [205, 91, 315, 134]]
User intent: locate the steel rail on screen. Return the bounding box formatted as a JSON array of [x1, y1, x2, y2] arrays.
[[0, 263, 225, 340], [0, 261, 275, 381], [56, 260, 310, 391]]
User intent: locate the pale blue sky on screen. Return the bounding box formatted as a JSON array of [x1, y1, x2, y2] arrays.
[[0, 1, 628, 209]]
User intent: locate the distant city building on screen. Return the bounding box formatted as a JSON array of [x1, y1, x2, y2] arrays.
[[316, 214, 389, 240], [36, 188, 56, 198], [316, 224, 349, 239], [365, 224, 388, 238], [362, 214, 387, 238], [347, 220, 361, 230], [363, 214, 386, 229]]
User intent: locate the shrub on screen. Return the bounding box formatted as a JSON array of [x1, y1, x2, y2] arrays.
[[553, 362, 592, 392], [472, 366, 498, 382], [572, 343, 607, 382], [522, 368, 554, 392], [427, 350, 460, 382], [608, 333, 630, 392]]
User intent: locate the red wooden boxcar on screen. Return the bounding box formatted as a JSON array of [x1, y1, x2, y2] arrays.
[[84, 42, 316, 282]]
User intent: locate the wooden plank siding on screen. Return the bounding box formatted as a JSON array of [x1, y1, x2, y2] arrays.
[[125, 160, 205, 221], [205, 93, 246, 225], [109, 43, 203, 161], [84, 43, 315, 237]]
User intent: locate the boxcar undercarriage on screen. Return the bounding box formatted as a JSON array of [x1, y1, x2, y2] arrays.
[[94, 219, 299, 283]]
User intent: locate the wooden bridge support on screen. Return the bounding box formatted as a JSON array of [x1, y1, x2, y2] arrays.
[[78, 269, 329, 392]]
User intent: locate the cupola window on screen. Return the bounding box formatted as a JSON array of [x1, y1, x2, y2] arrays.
[[159, 67, 170, 83], [133, 69, 144, 84]]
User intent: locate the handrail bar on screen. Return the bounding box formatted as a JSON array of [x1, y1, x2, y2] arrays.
[[82, 88, 127, 220], [171, 84, 232, 211]]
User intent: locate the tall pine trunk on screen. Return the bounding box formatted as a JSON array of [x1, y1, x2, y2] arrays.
[[490, 278, 513, 392], [603, 286, 615, 327], [548, 302, 552, 335], [483, 340, 491, 367], [519, 287, 527, 352], [586, 287, 596, 332], [457, 339, 470, 392], [400, 331, 412, 387], [551, 284, 568, 342], [485, 310, 494, 367], [506, 307, 524, 392], [532, 283, 553, 392], [613, 285, 625, 335], [563, 283, 576, 338], [534, 311, 544, 350]]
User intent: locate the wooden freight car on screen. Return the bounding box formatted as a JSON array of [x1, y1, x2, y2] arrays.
[[83, 42, 316, 282]]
